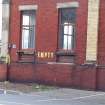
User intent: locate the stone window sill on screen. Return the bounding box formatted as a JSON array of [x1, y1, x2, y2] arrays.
[[56, 50, 75, 56], [17, 50, 36, 56]]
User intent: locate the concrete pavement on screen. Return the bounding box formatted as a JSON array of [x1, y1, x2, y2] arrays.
[[0, 88, 105, 105]]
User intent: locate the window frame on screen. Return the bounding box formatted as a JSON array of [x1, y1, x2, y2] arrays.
[[58, 8, 76, 51], [20, 10, 36, 50]]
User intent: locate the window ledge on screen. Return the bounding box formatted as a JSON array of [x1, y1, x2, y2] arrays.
[[16, 50, 36, 63], [47, 62, 75, 65], [56, 50, 75, 56], [17, 50, 36, 56]]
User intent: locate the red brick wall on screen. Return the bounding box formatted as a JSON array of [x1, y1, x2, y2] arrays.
[[9, 63, 73, 86], [0, 64, 7, 81], [71, 65, 96, 90], [8, 63, 96, 90], [98, 0, 105, 65], [9, 0, 105, 91], [96, 68, 105, 90], [9, 0, 88, 64]]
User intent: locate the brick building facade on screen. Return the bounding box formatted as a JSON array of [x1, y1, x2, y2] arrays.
[[1, 0, 105, 91]]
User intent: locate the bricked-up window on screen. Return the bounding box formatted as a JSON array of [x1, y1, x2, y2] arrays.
[[59, 8, 76, 50], [22, 11, 35, 49]]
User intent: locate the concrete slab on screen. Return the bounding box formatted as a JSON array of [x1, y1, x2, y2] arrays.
[[0, 88, 105, 105]]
